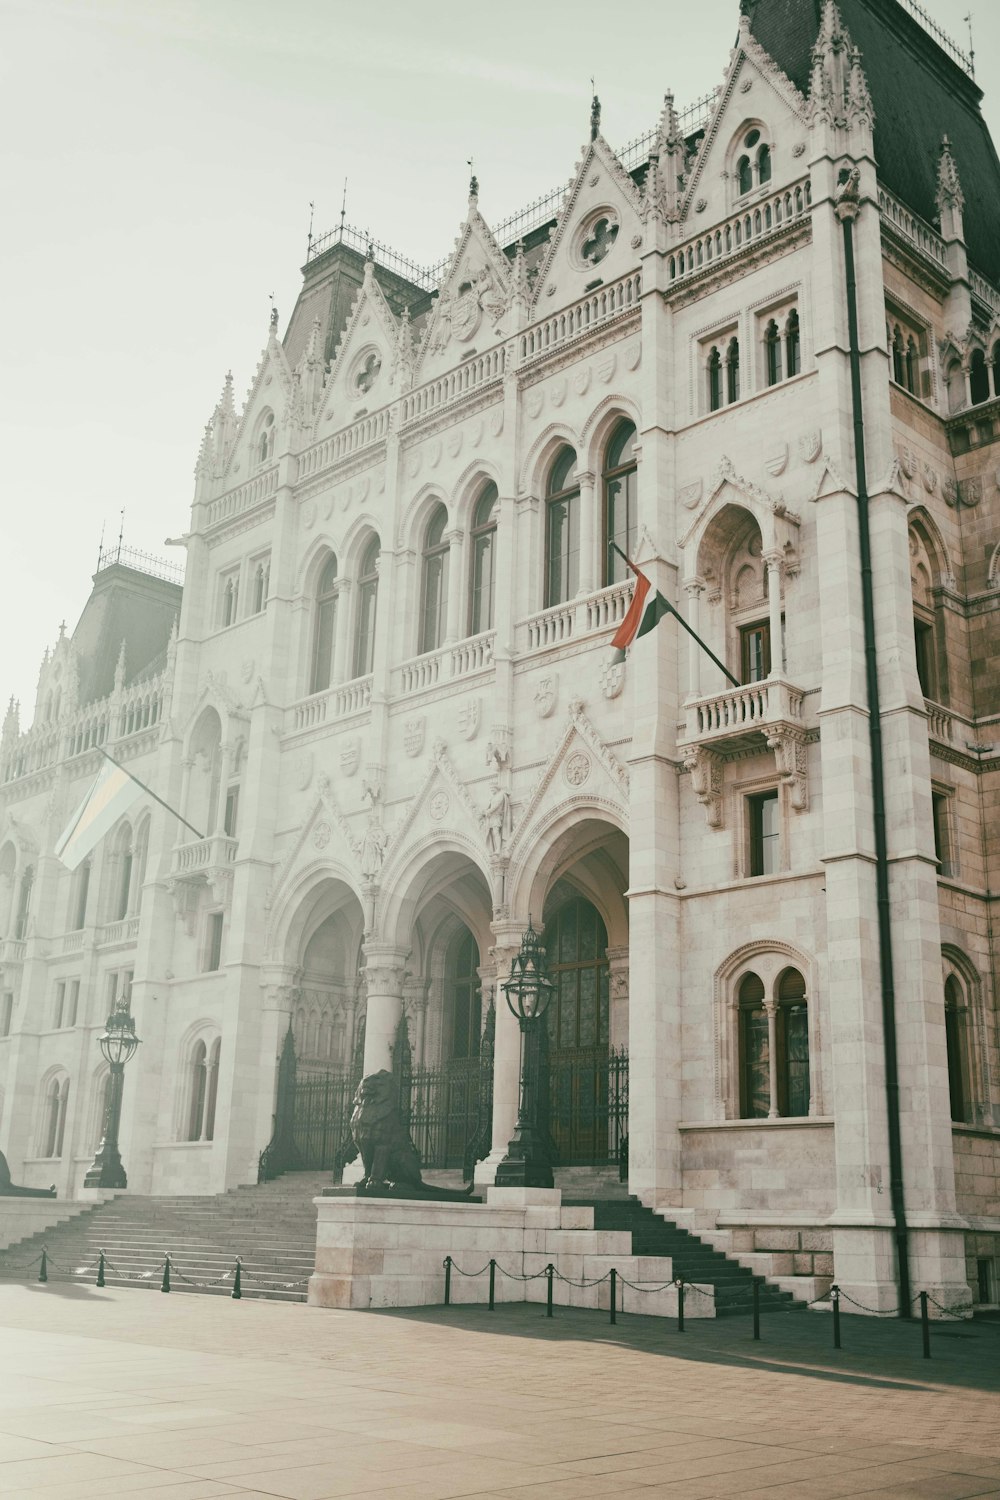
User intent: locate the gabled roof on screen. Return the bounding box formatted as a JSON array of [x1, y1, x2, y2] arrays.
[[744, 0, 1000, 285]]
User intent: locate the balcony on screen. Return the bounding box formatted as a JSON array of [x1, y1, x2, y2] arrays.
[[98, 917, 141, 948], [0, 938, 26, 968], [679, 677, 808, 826], [167, 835, 238, 932], [288, 675, 373, 734]]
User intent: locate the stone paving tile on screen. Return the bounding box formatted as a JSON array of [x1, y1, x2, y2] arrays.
[[0, 1450, 157, 1492]]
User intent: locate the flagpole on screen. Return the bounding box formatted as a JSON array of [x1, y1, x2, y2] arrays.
[[97, 747, 206, 841], [610, 542, 741, 689]]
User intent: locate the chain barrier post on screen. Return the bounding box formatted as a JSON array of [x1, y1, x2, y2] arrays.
[[676, 1278, 684, 1333], [38, 1249, 48, 1284], [161, 1254, 171, 1294], [609, 1267, 617, 1325], [752, 1277, 760, 1340], [546, 1263, 554, 1318], [443, 1255, 452, 1307], [488, 1259, 496, 1312], [831, 1283, 841, 1348], [96, 1250, 105, 1288], [920, 1291, 930, 1358], [232, 1257, 242, 1300]]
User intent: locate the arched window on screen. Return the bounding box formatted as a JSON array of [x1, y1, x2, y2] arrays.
[[545, 447, 580, 607], [757, 143, 772, 185], [419, 504, 450, 654], [776, 967, 809, 1117], [708, 346, 723, 412], [41, 1075, 69, 1158], [602, 421, 638, 586], [726, 337, 740, 404], [970, 347, 990, 405], [353, 538, 380, 678], [785, 308, 801, 377], [251, 557, 270, 615], [204, 1038, 221, 1141], [71, 860, 91, 930], [468, 484, 498, 635], [738, 973, 768, 1118], [257, 411, 275, 465], [221, 574, 239, 628], [14, 865, 34, 941], [543, 898, 610, 1050], [992, 341, 1000, 398], [447, 928, 481, 1060], [944, 975, 970, 1123], [764, 320, 782, 386], [311, 553, 339, 694], [111, 825, 133, 922], [737, 154, 752, 195], [187, 1041, 207, 1141]]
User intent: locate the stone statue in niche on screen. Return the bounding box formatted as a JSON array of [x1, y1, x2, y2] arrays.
[[483, 780, 512, 856], [359, 778, 387, 878]]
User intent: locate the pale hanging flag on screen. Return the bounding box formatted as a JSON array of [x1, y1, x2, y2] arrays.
[[55, 755, 144, 870]]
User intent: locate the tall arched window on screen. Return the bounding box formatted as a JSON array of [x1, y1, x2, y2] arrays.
[[708, 346, 723, 411], [251, 557, 270, 615], [468, 483, 498, 635], [257, 410, 275, 465], [970, 348, 990, 405], [419, 504, 450, 654], [944, 975, 970, 1123], [764, 320, 782, 386], [42, 1075, 69, 1158], [738, 973, 768, 1118], [786, 308, 801, 377], [204, 1038, 221, 1141], [776, 967, 809, 1117], [602, 421, 638, 586], [311, 554, 339, 694], [737, 154, 752, 195], [757, 143, 772, 185], [726, 338, 740, 404], [354, 538, 380, 678], [221, 574, 239, 628], [111, 825, 133, 922], [447, 928, 481, 1061], [543, 898, 610, 1050], [992, 341, 1000, 398], [187, 1041, 207, 1141], [545, 448, 580, 607]]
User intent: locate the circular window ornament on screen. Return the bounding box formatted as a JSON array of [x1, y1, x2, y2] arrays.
[[577, 212, 620, 268], [354, 349, 382, 394], [744, 128, 761, 148]]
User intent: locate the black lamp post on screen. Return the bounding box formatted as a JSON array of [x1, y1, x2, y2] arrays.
[[495, 921, 555, 1189], [84, 986, 141, 1190]]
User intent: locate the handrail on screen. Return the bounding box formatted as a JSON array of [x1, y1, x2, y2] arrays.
[[668, 177, 812, 288]]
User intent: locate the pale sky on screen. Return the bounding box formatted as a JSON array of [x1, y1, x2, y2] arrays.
[[2, 0, 997, 722]]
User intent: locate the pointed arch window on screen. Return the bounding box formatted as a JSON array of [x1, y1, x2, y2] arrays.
[[786, 308, 801, 377], [776, 967, 809, 1117], [737, 155, 753, 195], [757, 143, 772, 185], [257, 411, 275, 465], [353, 537, 380, 678], [726, 338, 740, 404], [764, 320, 782, 386], [603, 421, 638, 586], [187, 1041, 207, 1141], [251, 556, 270, 615], [970, 347, 990, 405], [448, 928, 481, 1061], [419, 504, 450, 654], [708, 346, 723, 411], [545, 447, 580, 607], [738, 972, 768, 1118], [945, 975, 970, 1123], [543, 898, 610, 1050], [469, 483, 498, 635], [220, 572, 239, 628], [311, 553, 339, 694]]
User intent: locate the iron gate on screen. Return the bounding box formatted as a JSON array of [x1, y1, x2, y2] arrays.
[[543, 1043, 629, 1167]]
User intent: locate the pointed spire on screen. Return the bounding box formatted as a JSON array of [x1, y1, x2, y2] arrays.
[[808, 0, 872, 131], [296, 314, 326, 418], [195, 420, 215, 478], [936, 136, 965, 216], [644, 92, 684, 228], [590, 92, 601, 142], [392, 304, 415, 390], [510, 238, 531, 319], [3, 697, 20, 743], [846, 43, 873, 125], [213, 371, 237, 462]]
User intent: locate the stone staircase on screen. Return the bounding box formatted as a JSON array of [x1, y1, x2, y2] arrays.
[[0, 1173, 332, 1302], [563, 1196, 801, 1317]]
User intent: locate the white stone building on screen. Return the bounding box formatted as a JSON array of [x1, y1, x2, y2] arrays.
[[2, 0, 998, 1314]]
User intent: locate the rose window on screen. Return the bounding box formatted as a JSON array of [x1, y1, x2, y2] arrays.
[[356, 352, 381, 393], [582, 216, 619, 266]]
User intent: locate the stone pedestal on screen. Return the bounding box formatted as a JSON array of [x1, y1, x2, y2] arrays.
[[307, 1188, 714, 1318]]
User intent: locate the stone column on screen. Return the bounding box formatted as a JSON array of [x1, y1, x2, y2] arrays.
[[443, 529, 464, 646], [764, 553, 784, 676], [475, 925, 523, 1186], [765, 1001, 779, 1120], [606, 946, 629, 1049], [575, 470, 598, 598], [360, 943, 408, 1075], [684, 580, 705, 699]]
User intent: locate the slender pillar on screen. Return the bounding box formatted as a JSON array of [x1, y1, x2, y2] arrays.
[[576, 470, 597, 598], [443, 529, 464, 645], [331, 581, 351, 685], [765, 1001, 779, 1120], [764, 553, 784, 676], [476, 930, 523, 1186]]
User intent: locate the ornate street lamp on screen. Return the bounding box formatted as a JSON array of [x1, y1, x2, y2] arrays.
[[496, 921, 555, 1189], [84, 985, 141, 1190]]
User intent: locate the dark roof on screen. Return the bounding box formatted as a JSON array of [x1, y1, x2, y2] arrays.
[[72, 565, 181, 705], [744, 0, 1000, 286]]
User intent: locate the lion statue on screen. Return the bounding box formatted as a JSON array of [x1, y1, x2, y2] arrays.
[[349, 1072, 474, 1200], [0, 1149, 55, 1198]]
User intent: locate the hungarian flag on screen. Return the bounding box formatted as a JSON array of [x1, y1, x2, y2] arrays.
[[55, 755, 143, 870], [610, 554, 672, 662]]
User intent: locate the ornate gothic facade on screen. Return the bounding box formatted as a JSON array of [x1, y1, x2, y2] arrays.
[[2, 0, 999, 1313]]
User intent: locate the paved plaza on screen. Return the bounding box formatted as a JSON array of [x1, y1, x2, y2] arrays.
[[0, 1283, 997, 1499]]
